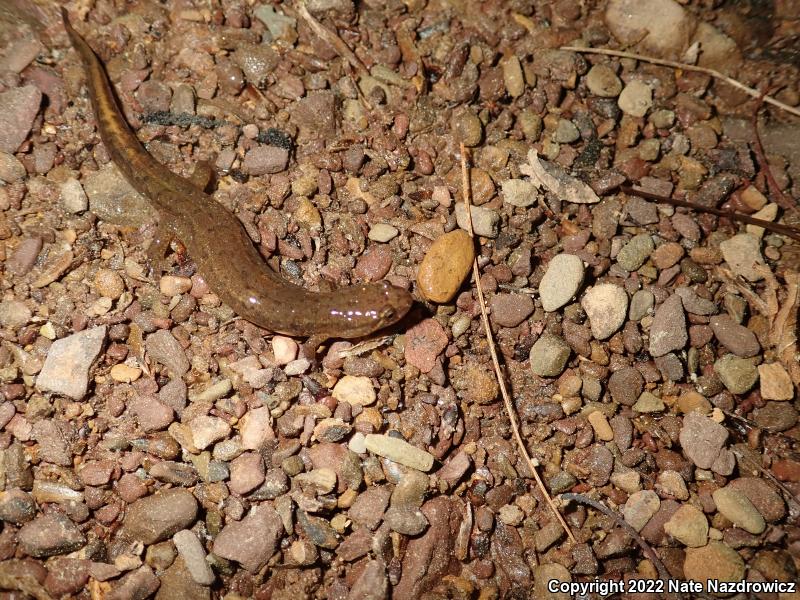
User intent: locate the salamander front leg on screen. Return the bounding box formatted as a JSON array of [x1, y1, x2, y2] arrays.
[[146, 221, 173, 277], [188, 161, 215, 192]]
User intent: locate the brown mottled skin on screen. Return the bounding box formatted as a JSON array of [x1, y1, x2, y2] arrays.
[[61, 9, 412, 339]]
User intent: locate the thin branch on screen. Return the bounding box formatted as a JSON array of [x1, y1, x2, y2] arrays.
[[559, 45, 800, 119], [621, 185, 800, 242], [459, 143, 576, 544], [296, 2, 369, 79]]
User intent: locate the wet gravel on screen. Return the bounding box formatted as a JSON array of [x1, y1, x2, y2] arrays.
[[0, 0, 799, 598]]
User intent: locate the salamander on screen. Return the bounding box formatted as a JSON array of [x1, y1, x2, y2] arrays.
[[61, 8, 413, 341]]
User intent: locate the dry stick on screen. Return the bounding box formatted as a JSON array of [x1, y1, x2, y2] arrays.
[[559, 45, 800, 119], [560, 493, 680, 597], [296, 1, 368, 78], [459, 143, 576, 544], [750, 89, 800, 215], [621, 185, 800, 243]]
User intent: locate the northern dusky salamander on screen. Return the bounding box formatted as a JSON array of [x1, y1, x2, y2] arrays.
[[61, 9, 413, 340]]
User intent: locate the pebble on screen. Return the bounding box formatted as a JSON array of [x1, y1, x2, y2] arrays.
[[384, 506, 429, 535], [618, 80, 653, 117], [709, 315, 760, 357], [498, 504, 524, 526], [719, 234, 765, 281], [489, 293, 534, 327], [368, 223, 399, 242], [0, 151, 25, 182], [746, 203, 778, 238], [617, 234, 654, 271], [663, 504, 708, 547], [605, 0, 694, 58], [533, 563, 572, 599], [633, 391, 664, 413], [611, 470, 641, 494], [623, 490, 661, 533], [230, 452, 265, 494], [649, 294, 687, 357], [0, 85, 42, 153], [60, 178, 88, 213], [0, 488, 35, 524], [651, 242, 684, 269], [753, 401, 797, 432], [212, 505, 284, 572], [587, 411, 614, 441], [455, 203, 499, 238], [0, 299, 32, 329], [123, 489, 198, 544], [36, 326, 107, 400], [757, 363, 794, 401], [271, 336, 298, 365], [502, 54, 525, 98], [629, 290, 654, 321], [188, 416, 231, 450], [529, 333, 571, 377], [364, 434, 434, 472], [18, 513, 85, 557], [84, 165, 151, 226], [240, 406, 274, 450], [242, 145, 289, 175], [679, 412, 733, 474], [451, 109, 483, 147], [417, 230, 475, 303], [159, 275, 192, 296], [109, 364, 141, 383], [553, 119, 580, 143], [656, 470, 689, 500], [7, 237, 43, 276], [332, 375, 376, 406], [586, 64, 622, 97], [145, 330, 190, 376], [712, 486, 766, 534], [539, 254, 584, 312], [608, 367, 644, 406], [714, 354, 758, 394], [297, 511, 339, 549], [94, 269, 125, 299], [674, 286, 716, 316], [728, 477, 785, 522], [684, 540, 745, 585], [501, 178, 538, 207], [404, 318, 448, 373], [172, 530, 214, 585], [581, 283, 628, 340]]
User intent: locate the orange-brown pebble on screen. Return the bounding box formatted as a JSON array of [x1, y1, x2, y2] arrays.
[[94, 268, 125, 299], [417, 230, 475, 303]]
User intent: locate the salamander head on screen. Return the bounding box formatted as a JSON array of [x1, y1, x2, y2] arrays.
[[375, 281, 414, 329]]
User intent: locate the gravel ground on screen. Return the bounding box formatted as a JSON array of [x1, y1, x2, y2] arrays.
[[0, 0, 799, 598]]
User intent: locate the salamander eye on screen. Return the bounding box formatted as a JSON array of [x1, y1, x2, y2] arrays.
[[380, 307, 396, 322]]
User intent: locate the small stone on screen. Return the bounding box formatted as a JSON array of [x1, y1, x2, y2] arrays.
[[109, 364, 142, 383], [417, 230, 475, 303], [60, 178, 88, 213], [368, 223, 399, 242], [455, 203, 499, 238], [36, 326, 107, 400], [651, 242, 684, 270], [332, 375, 376, 406], [18, 513, 85, 557], [712, 487, 765, 534], [539, 254, 585, 312], [533, 563, 571, 599], [188, 416, 231, 450], [740, 185, 767, 210], [212, 505, 284, 572], [0, 300, 32, 329], [617, 234, 654, 271], [745, 203, 778, 238], [451, 109, 483, 147], [0, 86, 42, 153], [384, 506, 429, 535], [664, 505, 708, 547], [6, 237, 43, 276], [0, 151, 25, 182], [633, 391, 664, 413], [714, 354, 758, 394], [489, 293, 534, 327], [618, 80, 652, 117], [611, 470, 641, 494], [502, 55, 525, 98], [229, 452, 265, 495], [172, 530, 214, 585], [753, 401, 797, 432], [586, 64, 622, 97], [498, 504, 524, 526], [679, 412, 730, 472], [123, 489, 198, 545], [553, 119, 580, 143], [159, 275, 192, 296], [146, 330, 190, 376], [758, 363, 794, 401], [728, 477, 785, 522], [0, 489, 36, 524], [581, 283, 628, 340], [710, 315, 760, 357], [404, 319, 448, 373], [364, 434, 434, 471], [272, 336, 298, 365], [629, 290, 654, 321], [587, 411, 614, 441], [677, 391, 711, 414], [529, 333, 571, 377], [295, 468, 337, 495], [240, 406, 274, 450], [719, 234, 764, 281], [655, 470, 689, 500], [649, 294, 687, 357], [501, 178, 538, 207], [242, 145, 289, 175], [623, 490, 660, 532]]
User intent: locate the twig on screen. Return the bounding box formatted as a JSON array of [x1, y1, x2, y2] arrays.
[[559, 45, 800, 119], [750, 89, 799, 215], [621, 185, 800, 242], [296, 1, 368, 79], [459, 143, 576, 544], [560, 493, 682, 599]]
